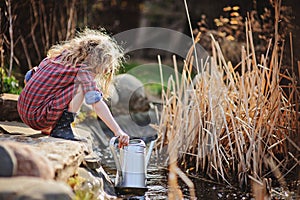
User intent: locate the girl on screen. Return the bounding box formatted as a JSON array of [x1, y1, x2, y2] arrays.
[[17, 29, 129, 147]]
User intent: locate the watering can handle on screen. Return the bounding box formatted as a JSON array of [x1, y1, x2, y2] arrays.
[[109, 137, 122, 173]]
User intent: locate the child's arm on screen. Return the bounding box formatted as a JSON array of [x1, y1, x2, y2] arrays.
[[92, 99, 129, 148]]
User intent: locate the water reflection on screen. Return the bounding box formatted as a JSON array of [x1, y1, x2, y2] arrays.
[[97, 145, 252, 199], [144, 166, 169, 199], [97, 145, 299, 199]]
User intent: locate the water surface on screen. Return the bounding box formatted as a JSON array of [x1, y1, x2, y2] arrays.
[[98, 146, 254, 199]]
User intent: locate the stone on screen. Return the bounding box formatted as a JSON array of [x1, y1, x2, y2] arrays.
[[0, 176, 74, 200], [95, 166, 116, 197], [31, 137, 89, 182], [0, 145, 17, 177], [76, 117, 110, 147], [0, 133, 88, 182], [112, 74, 150, 114], [0, 121, 40, 136], [76, 168, 104, 198], [0, 93, 21, 121], [108, 83, 119, 107], [0, 141, 55, 179], [77, 167, 117, 199], [0, 122, 118, 199], [98, 110, 158, 144], [113, 74, 143, 105], [84, 155, 102, 170]]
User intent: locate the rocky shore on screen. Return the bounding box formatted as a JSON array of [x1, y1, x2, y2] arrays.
[[0, 93, 118, 199], [0, 74, 160, 199]]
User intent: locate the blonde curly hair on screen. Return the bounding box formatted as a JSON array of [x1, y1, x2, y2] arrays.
[[47, 28, 124, 98]]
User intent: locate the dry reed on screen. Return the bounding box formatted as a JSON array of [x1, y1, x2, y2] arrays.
[[156, 2, 299, 196]]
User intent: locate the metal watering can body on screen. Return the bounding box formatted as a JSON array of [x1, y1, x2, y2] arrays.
[[110, 137, 149, 190]]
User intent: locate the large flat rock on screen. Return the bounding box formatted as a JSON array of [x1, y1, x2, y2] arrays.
[[0, 121, 91, 182], [0, 119, 117, 199], [0, 121, 40, 135]]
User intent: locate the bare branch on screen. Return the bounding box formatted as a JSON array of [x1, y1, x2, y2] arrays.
[[6, 0, 13, 77], [30, 0, 41, 61], [20, 35, 32, 69], [40, 0, 49, 50], [66, 0, 76, 40]]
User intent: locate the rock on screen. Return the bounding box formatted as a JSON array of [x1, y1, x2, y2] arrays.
[[0, 144, 17, 177], [0, 121, 40, 136], [95, 166, 116, 197], [32, 137, 89, 182], [77, 167, 116, 199], [0, 141, 55, 179], [76, 117, 110, 147], [113, 74, 144, 105], [112, 74, 150, 114], [76, 168, 105, 199], [0, 123, 119, 199], [108, 83, 119, 106], [84, 155, 102, 170], [0, 134, 88, 182], [0, 93, 21, 121], [0, 176, 74, 200], [98, 110, 159, 144]]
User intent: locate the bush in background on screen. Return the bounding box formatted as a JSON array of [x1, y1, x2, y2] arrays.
[[0, 69, 22, 94]]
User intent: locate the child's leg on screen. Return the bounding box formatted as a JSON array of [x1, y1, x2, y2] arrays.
[[50, 86, 85, 141], [41, 127, 52, 135]]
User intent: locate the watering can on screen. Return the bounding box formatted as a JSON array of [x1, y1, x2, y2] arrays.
[[110, 136, 156, 195]]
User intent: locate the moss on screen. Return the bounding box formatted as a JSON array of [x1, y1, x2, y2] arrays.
[[68, 175, 97, 200]]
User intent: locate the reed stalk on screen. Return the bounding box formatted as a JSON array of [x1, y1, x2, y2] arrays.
[[157, 7, 299, 194]]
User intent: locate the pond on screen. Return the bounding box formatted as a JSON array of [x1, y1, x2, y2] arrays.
[[91, 113, 299, 200], [85, 114, 299, 200], [97, 145, 255, 200]]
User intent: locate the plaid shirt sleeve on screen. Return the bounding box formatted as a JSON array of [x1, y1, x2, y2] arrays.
[[76, 69, 103, 104]]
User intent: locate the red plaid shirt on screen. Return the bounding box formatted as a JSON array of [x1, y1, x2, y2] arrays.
[[17, 57, 100, 131]]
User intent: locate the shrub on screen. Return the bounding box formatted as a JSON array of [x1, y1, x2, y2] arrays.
[[0, 69, 22, 94]]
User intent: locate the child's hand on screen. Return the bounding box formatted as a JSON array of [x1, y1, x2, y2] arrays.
[[115, 129, 130, 148]]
